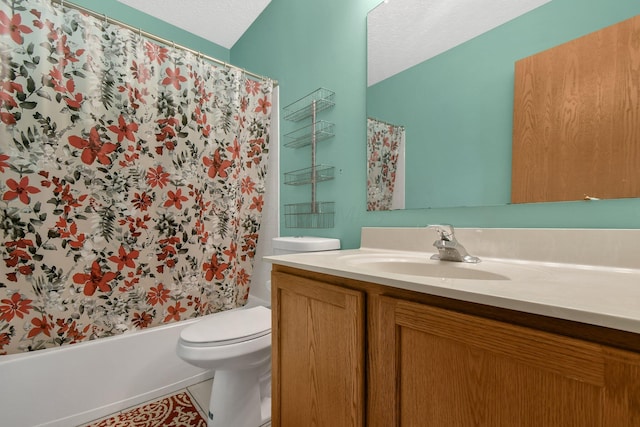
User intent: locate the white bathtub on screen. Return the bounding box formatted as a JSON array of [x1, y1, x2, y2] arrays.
[[0, 296, 269, 427]]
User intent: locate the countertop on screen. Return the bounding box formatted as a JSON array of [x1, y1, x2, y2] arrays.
[[264, 239, 640, 334]]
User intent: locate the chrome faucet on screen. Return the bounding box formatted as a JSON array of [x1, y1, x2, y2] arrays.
[[428, 224, 480, 263]]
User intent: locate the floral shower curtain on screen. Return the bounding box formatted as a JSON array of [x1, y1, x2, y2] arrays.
[[367, 117, 403, 211], [0, 0, 273, 355]]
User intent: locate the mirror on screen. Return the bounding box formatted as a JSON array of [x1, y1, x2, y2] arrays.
[[366, 0, 552, 210]]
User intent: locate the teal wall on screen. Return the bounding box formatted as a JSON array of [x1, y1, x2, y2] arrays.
[[232, 0, 640, 249], [70, 0, 229, 61], [231, 0, 383, 249]]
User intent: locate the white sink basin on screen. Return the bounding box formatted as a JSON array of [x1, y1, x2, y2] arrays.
[[338, 253, 510, 280]]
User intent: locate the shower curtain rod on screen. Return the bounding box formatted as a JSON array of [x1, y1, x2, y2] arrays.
[[50, 0, 278, 86]]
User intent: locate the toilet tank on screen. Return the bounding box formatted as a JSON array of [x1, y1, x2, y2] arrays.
[[272, 236, 340, 255]]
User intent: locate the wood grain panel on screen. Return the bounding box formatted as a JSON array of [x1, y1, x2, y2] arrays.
[[272, 271, 365, 427], [400, 328, 603, 426], [272, 266, 640, 426], [512, 15, 640, 203], [396, 300, 605, 386], [367, 291, 399, 427], [376, 296, 608, 426], [603, 347, 640, 424]]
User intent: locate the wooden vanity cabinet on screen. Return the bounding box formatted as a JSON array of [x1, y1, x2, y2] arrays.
[[271, 265, 640, 427], [271, 269, 366, 427], [372, 296, 640, 426]]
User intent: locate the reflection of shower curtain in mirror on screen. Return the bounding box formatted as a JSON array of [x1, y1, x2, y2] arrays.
[[367, 118, 404, 211], [0, 0, 273, 355]]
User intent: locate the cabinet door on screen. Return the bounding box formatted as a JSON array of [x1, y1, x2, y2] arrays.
[[369, 295, 640, 427], [272, 271, 365, 427]]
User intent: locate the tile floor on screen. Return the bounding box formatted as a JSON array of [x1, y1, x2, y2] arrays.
[[187, 377, 215, 418], [81, 377, 272, 426], [185, 377, 271, 426]]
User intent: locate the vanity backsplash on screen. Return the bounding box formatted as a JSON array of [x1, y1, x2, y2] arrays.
[[360, 227, 640, 270]]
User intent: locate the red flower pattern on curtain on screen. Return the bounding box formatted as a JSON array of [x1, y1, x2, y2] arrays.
[[367, 118, 404, 211], [0, 0, 273, 355]]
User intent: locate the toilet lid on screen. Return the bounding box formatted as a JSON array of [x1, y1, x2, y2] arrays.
[[180, 305, 271, 345]]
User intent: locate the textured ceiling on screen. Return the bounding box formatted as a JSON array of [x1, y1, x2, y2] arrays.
[[116, 0, 271, 49], [117, 0, 551, 84], [367, 0, 552, 86]]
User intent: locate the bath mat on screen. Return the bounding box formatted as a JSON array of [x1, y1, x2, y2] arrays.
[[85, 391, 207, 427]]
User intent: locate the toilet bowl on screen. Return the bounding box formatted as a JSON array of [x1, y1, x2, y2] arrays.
[[177, 236, 340, 427], [177, 304, 272, 427]]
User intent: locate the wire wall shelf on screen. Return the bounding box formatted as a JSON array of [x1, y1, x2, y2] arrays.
[[283, 87, 336, 228], [284, 120, 335, 148], [283, 88, 335, 122], [284, 202, 335, 229], [284, 165, 335, 186]]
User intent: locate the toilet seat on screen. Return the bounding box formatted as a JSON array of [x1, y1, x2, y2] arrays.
[[179, 306, 271, 347]]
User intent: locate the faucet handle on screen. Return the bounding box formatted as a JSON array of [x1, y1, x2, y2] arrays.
[[427, 224, 480, 263], [428, 224, 456, 241]]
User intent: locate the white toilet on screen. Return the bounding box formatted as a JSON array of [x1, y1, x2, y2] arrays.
[[176, 236, 340, 427]]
